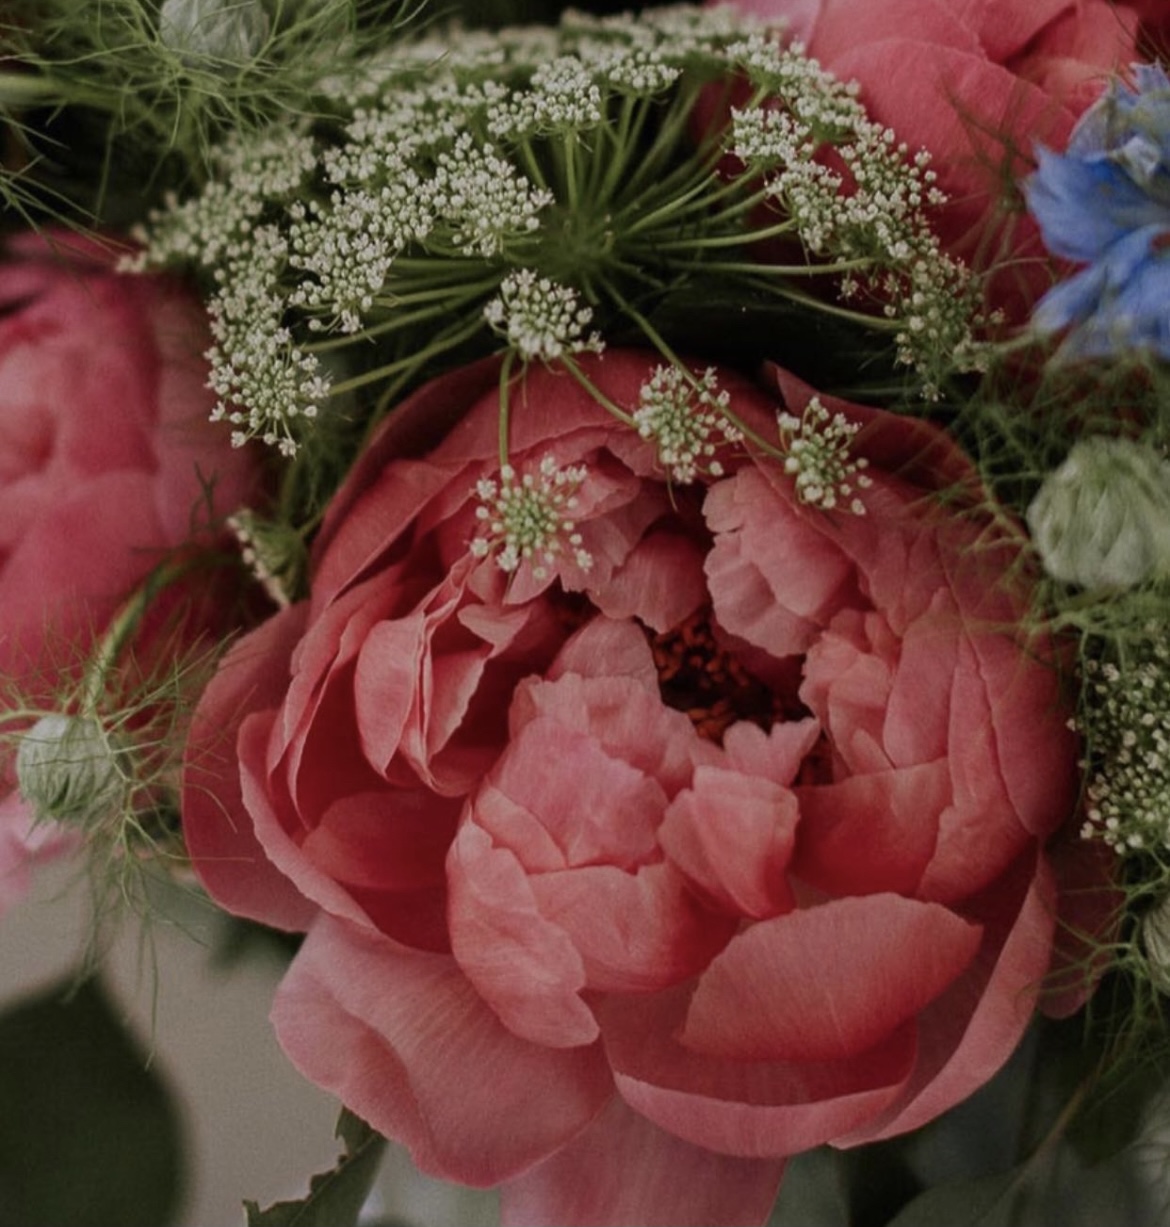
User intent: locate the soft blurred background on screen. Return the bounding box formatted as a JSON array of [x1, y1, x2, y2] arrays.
[[0, 863, 497, 1227]]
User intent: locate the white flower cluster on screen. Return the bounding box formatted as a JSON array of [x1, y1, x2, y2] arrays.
[[1080, 631, 1170, 854], [227, 509, 305, 610], [471, 456, 594, 579], [633, 365, 743, 484], [484, 270, 603, 361], [131, 4, 981, 451], [776, 396, 871, 513], [728, 34, 984, 392], [204, 225, 330, 455]]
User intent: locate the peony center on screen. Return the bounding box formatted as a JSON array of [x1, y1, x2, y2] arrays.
[[647, 608, 781, 744]]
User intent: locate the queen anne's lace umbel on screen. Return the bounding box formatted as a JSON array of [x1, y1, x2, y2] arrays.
[[128, 4, 984, 453]]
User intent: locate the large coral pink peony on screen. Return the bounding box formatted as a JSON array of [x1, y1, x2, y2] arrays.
[[0, 230, 261, 911], [184, 351, 1084, 1226]]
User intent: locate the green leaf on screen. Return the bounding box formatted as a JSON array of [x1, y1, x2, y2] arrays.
[[885, 1138, 1162, 1227], [245, 1109, 387, 1227], [768, 1147, 851, 1227], [0, 972, 186, 1227]]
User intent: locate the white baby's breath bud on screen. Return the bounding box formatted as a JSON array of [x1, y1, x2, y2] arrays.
[[633, 365, 742, 484], [471, 455, 593, 579], [228, 509, 307, 609], [16, 714, 127, 825], [1079, 628, 1170, 855], [159, 0, 269, 69], [777, 396, 871, 513], [484, 271, 604, 362], [1027, 436, 1170, 591]]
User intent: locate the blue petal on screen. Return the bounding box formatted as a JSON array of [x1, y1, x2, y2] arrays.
[[1025, 146, 1165, 261], [1032, 264, 1109, 335], [1133, 63, 1170, 97], [1037, 226, 1170, 360]]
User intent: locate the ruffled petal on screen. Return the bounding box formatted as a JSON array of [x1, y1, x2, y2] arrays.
[[447, 821, 599, 1049], [681, 895, 982, 1062], [272, 915, 613, 1186], [501, 1096, 785, 1227], [181, 606, 318, 931], [660, 765, 799, 919], [837, 851, 1056, 1143], [600, 985, 916, 1157]]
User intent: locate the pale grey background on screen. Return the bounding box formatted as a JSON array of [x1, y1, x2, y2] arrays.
[[0, 860, 496, 1227]]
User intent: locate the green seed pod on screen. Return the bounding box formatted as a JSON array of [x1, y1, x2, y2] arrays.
[[159, 0, 270, 68], [16, 714, 127, 825], [1026, 436, 1170, 591], [1142, 893, 1170, 994]]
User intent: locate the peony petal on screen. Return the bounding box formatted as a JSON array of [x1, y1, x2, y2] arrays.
[[882, 592, 959, 766], [681, 895, 982, 1062], [589, 527, 708, 633], [484, 715, 667, 870], [447, 821, 599, 1049], [237, 710, 373, 930], [836, 851, 1056, 1143], [529, 861, 736, 992], [272, 915, 612, 1185], [301, 789, 458, 892], [965, 0, 1100, 63], [600, 986, 916, 1157], [706, 469, 854, 657], [354, 568, 565, 797], [501, 1095, 785, 1227], [721, 718, 822, 787], [510, 671, 709, 800], [826, 41, 1076, 257], [793, 761, 950, 897], [800, 609, 897, 776], [660, 765, 799, 919], [547, 616, 660, 691], [181, 607, 318, 931], [813, 0, 984, 59]]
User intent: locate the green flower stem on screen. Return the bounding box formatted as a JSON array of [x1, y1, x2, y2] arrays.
[[718, 274, 905, 332], [372, 276, 503, 308], [561, 355, 636, 427], [620, 86, 699, 199], [78, 555, 211, 715], [604, 280, 785, 461], [594, 93, 643, 202], [677, 255, 877, 278], [498, 351, 516, 470], [516, 136, 551, 194], [0, 70, 69, 105], [626, 159, 771, 235], [561, 129, 581, 211], [650, 216, 799, 251], [620, 169, 721, 239], [305, 287, 498, 353], [328, 310, 487, 397]]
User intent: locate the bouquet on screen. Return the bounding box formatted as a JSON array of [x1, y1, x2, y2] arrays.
[[2, 1, 1170, 1224]]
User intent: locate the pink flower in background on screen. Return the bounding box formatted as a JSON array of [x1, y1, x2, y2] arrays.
[[184, 351, 1086, 1226], [711, 0, 1161, 313], [0, 230, 261, 910]]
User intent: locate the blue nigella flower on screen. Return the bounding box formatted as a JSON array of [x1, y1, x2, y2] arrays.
[[1025, 63, 1170, 361]]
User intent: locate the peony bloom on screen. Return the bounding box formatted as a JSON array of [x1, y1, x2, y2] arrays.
[[710, 0, 1160, 313], [185, 351, 1084, 1226], [0, 230, 261, 911]]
